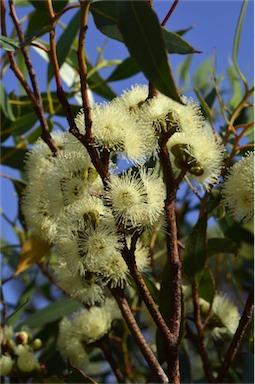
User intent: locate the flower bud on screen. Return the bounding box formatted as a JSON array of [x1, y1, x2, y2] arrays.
[[0, 354, 14, 376]]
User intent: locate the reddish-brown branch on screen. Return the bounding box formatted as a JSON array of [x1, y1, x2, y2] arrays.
[[215, 287, 254, 383], [97, 336, 125, 383], [122, 244, 175, 346], [192, 283, 215, 383], [157, 139, 182, 384], [161, 0, 180, 27], [1, 1, 59, 154], [110, 286, 169, 383]]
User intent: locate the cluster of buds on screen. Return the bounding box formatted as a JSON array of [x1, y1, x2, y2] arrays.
[[0, 325, 44, 379]]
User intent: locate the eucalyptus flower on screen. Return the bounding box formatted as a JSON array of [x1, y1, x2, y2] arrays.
[[221, 152, 254, 222], [200, 293, 240, 340], [167, 130, 225, 189], [57, 299, 120, 368]]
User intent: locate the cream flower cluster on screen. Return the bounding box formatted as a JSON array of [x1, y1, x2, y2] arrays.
[[22, 84, 227, 305], [221, 151, 254, 222], [199, 293, 240, 340], [57, 298, 121, 368]]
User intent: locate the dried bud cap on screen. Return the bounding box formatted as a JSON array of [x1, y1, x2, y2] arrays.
[[15, 331, 29, 345]]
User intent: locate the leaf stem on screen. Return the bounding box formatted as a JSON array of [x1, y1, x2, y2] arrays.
[[110, 286, 169, 383]]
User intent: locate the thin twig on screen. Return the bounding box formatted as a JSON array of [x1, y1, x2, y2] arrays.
[[110, 286, 169, 383], [161, 0, 179, 27], [215, 286, 254, 383], [192, 283, 215, 383], [122, 244, 175, 347], [97, 336, 125, 383], [1, 1, 59, 154]]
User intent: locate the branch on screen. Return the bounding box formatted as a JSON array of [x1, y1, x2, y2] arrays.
[[192, 283, 215, 383], [122, 244, 175, 347], [110, 286, 169, 383], [215, 286, 254, 383], [158, 139, 182, 384], [161, 0, 180, 26], [97, 336, 125, 383], [6, 0, 59, 155]]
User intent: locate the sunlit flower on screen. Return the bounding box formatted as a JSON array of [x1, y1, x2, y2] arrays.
[[167, 129, 225, 189], [141, 93, 204, 134], [221, 152, 254, 222], [44, 151, 96, 216], [126, 237, 150, 273], [22, 184, 58, 243], [75, 100, 156, 163], [54, 258, 105, 305], [57, 317, 89, 368], [105, 168, 165, 229], [199, 293, 240, 339], [57, 299, 120, 368], [24, 132, 64, 181], [118, 84, 149, 112]]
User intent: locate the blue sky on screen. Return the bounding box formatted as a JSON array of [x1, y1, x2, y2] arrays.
[[1, 0, 254, 246]]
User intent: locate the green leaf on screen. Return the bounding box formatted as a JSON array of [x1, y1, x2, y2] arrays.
[[116, 1, 181, 102], [161, 28, 200, 55], [183, 214, 208, 280], [5, 112, 38, 136], [90, 2, 199, 55], [176, 55, 192, 85], [194, 89, 212, 120], [198, 268, 215, 304], [107, 56, 140, 82], [52, 0, 68, 13], [1, 146, 28, 170], [47, 11, 80, 82], [20, 297, 82, 328], [90, 1, 122, 41], [0, 35, 22, 51], [233, 0, 248, 85], [0, 81, 15, 121], [27, 9, 49, 34], [207, 238, 239, 257], [193, 58, 212, 94]]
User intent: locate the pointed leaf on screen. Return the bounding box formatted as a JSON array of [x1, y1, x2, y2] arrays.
[[90, 1, 122, 42], [207, 238, 239, 257], [233, 0, 248, 84], [0, 82, 16, 121], [15, 236, 51, 276], [161, 28, 201, 55], [198, 268, 215, 304], [0, 35, 21, 51], [107, 56, 140, 82], [183, 214, 208, 280], [0, 146, 28, 170], [116, 1, 181, 102], [20, 297, 82, 327]]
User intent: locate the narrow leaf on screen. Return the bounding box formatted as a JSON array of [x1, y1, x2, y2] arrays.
[[21, 297, 82, 327], [233, 0, 248, 84], [207, 238, 239, 257], [15, 236, 51, 276], [90, 1, 122, 42], [0, 81, 16, 121], [161, 28, 201, 55], [0, 146, 28, 170], [116, 1, 181, 102], [0, 35, 21, 51], [198, 268, 215, 304], [183, 215, 208, 280], [107, 56, 140, 82]]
